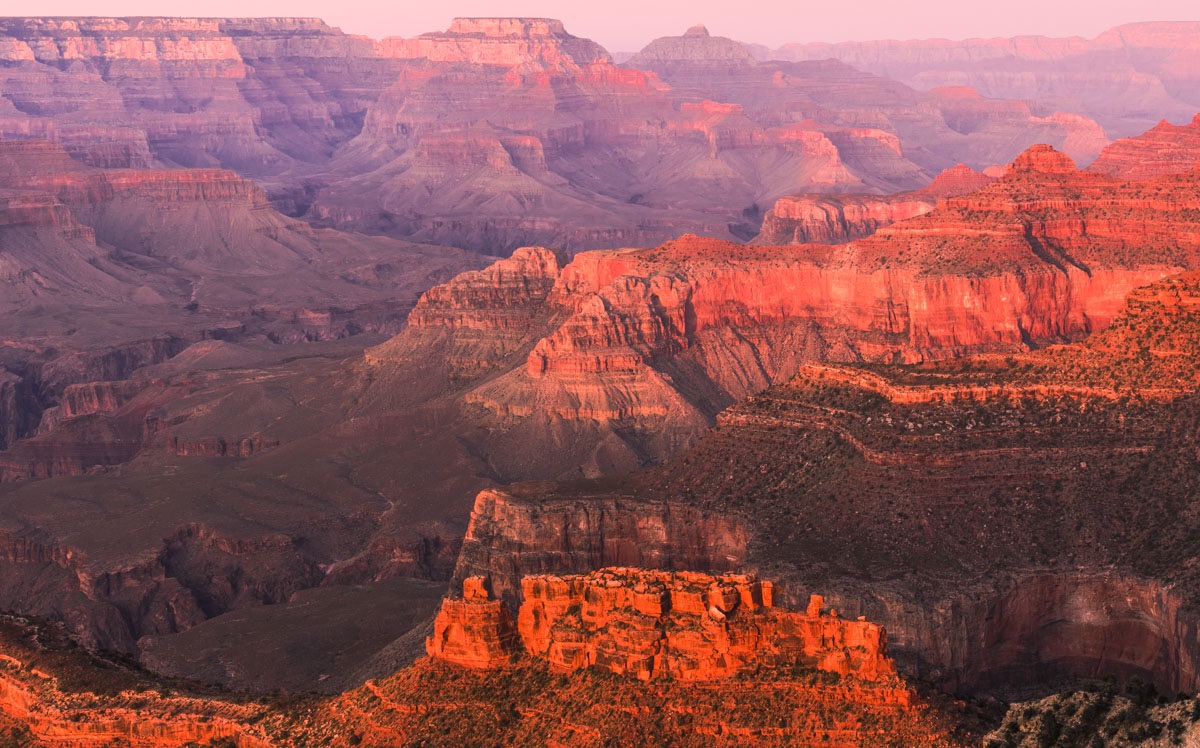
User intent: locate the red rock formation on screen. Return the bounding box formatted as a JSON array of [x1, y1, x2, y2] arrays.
[[517, 568, 895, 682], [430, 264, 1200, 701], [0, 614, 280, 746], [425, 576, 517, 668], [428, 569, 895, 684], [453, 488, 750, 604], [354, 147, 1200, 489], [754, 165, 994, 245], [1090, 114, 1200, 179], [367, 246, 564, 377]]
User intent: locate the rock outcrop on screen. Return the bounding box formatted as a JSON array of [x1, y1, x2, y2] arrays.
[[382, 17, 610, 66], [425, 576, 517, 668], [407, 146, 1200, 441], [627, 24, 756, 69], [0, 614, 280, 746], [754, 164, 994, 245], [429, 569, 894, 683], [453, 489, 750, 605]]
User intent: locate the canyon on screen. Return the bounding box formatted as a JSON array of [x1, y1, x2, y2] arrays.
[[3, 12, 1200, 744], [3, 142, 1200, 689], [0, 136, 486, 462], [0, 15, 1137, 255], [452, 268, 1200, 706], [772, 21, 1200, 139]]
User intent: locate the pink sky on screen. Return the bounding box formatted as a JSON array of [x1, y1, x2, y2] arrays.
[[5, 0, 1200, 51]]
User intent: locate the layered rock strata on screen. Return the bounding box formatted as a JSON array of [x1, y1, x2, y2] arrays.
[[378, 146, 1200, 447], [447, 270, 1200, 698], [428, 569, 895, 683], [0, 16, 1122, 251], [1090, 113, 1200, 179], [754, 164, 994, 245]]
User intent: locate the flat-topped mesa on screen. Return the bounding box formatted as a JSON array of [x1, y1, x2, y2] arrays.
[[446, 18, 567, 38], [1090, 114, 1200, 180], [383, 17, 611, 67], [0, 17, 245, 68], [428, 569, 897, 683]]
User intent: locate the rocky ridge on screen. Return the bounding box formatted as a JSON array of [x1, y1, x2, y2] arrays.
[[754, 164, 994, 244], [375, 145, 1200, 448], [1090, 113, 1200, 179]]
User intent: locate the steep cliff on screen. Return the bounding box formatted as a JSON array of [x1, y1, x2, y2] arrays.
[[382, 17, 610, 66], [447, 147, 1200, 441]]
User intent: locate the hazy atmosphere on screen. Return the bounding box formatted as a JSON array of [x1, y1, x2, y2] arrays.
[[7, 0, 1200, 49]]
